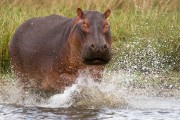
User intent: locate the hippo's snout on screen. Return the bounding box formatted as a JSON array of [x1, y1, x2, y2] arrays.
[[82, 43, 112, 65]]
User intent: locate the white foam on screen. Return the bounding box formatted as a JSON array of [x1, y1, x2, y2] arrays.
[[43, 81, 81, 108]]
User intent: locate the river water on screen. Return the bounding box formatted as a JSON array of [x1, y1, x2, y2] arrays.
[[0, 71, 180, 120]]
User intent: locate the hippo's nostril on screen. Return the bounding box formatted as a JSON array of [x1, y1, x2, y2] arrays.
[[91, 44, 95, 49], [103, 44, 108, 50]]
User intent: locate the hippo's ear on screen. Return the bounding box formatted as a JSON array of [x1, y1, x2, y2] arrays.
[[77, 8, 84, 18], [104, 9, 111, 19]]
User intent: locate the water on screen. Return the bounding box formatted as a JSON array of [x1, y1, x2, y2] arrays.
[[0, 71, 180, 120], [1, 105, 180, 120]]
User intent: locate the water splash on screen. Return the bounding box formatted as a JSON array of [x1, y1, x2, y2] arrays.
[[111, 37, 179, 73], [0, 77, 44, 106], [42, 73, 126, 108], [0, 70, 179, 109]]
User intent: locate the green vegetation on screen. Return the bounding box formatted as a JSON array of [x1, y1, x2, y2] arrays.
[[0, 0, 180, 74]]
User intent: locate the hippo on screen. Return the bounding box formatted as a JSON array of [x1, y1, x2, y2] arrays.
[[8, 8, 112, 93]]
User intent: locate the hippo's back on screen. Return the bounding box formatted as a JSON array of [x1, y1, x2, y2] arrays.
[[8, 14, 72, 78]]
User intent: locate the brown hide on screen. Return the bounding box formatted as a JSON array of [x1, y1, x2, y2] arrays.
[[8, 8, 112, 92]]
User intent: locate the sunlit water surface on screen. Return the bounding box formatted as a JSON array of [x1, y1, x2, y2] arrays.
[[0, 71, 180, 120]]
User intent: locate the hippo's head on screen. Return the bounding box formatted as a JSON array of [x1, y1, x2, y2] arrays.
[[69, 8, 112, 65]]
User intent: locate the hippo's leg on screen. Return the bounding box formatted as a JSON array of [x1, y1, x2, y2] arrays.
[[41, 73, 76, 92]]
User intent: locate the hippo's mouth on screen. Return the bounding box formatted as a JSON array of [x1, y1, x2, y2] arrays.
[[83, 58, 110, 65]]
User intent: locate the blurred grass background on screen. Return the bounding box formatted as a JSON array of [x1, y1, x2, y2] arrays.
[[0, 0, 180, 75]]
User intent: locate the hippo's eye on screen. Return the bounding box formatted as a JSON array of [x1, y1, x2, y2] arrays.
[[81, 21, 89, 33], [83, 22, 87, 27]]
